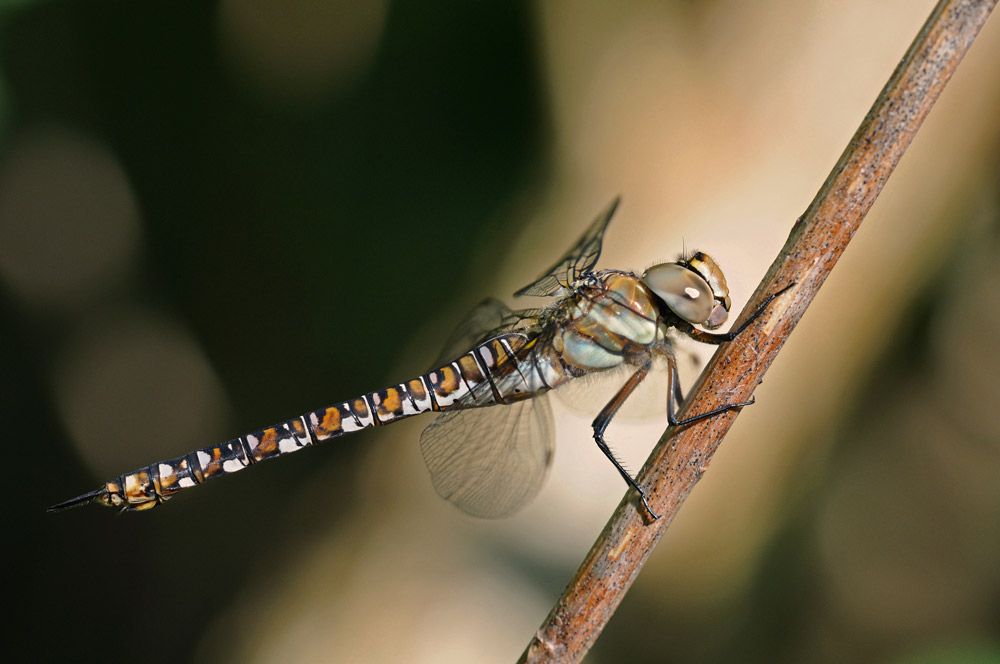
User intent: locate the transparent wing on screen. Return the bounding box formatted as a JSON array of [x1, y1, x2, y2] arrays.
[[419, 395, 555, 518], [553, 358, 671, 421], [433, 297, 546, 367], [514, 196, 621, 297]]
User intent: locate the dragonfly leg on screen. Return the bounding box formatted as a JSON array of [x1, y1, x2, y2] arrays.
[[665, 351, 754, 427], [592, 363, 661, 520], [679, 282, 795, 345], [671, 356, 685, 409]]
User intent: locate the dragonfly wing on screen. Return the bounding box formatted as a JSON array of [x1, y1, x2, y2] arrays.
[[419, 395, 555, 518], [553, 357, 672, 421], [432, 298, 546, 368], [433, 298, 512, 368], [513, 196, 620, 297]]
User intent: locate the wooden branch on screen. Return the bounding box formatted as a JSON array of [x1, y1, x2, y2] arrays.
[[519, 1, 997, 661]]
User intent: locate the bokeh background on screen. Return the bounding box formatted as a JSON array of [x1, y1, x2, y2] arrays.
[[4, 1, 999, 663]]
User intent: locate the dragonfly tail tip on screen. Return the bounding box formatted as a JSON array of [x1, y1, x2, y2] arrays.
[[46, 487, 107, 513]]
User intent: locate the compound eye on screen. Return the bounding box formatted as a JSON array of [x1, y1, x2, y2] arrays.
[[643, 263, 715, 325]]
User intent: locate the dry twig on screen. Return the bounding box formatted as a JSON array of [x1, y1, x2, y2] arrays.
[[520, 1, 997, 661]]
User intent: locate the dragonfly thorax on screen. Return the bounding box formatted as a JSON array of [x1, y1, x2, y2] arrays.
[[642, 252, 731, 330], [550, 272, 662, 373]]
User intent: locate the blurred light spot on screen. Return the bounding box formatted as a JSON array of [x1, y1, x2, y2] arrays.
[[200, 513, 547, 664], [0, 127, 139, 309], [51, 308, 231, 477], [218, 0, 388, 110]]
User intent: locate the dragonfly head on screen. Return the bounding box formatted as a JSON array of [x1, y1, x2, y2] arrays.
[[642, 252, 731, 329]]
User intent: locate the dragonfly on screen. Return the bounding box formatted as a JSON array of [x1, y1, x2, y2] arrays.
[[50, 198, 789, 519]]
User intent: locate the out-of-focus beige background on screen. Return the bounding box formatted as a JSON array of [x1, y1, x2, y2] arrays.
[[5, 2, 998, 663]]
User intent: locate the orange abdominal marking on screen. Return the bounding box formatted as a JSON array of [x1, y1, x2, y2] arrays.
[[440, 366, 459, 392], [408, 379, 426, 401], [319, 407, 341, 436], [259, 429, 279, 455], [382, 388, 401, 412], [458, 355, 483, 382]]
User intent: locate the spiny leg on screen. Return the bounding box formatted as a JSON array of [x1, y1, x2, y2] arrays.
[[592, 363, 660, 520], [680, 282, 795, 345], [670, 353, 685, 409], [664, 351, 753, 428]]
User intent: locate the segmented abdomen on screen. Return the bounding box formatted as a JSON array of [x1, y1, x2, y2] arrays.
[[96, 332, 551, 511]]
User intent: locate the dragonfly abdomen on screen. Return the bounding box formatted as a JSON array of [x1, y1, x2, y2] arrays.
[[49, 333, 538, 512]]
